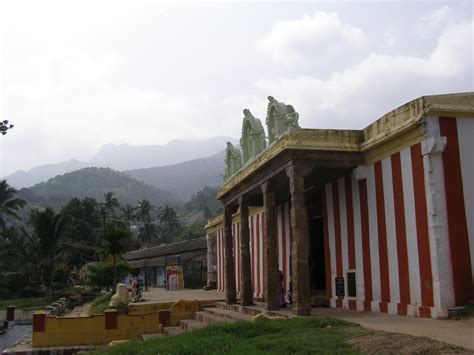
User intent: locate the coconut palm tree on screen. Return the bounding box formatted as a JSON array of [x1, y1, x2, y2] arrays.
[[102, 191, 120, 218], [158, 204, 180, 244], [120, 204, 137, 224], [138, 222, 160, 245], [102, 223, 134, 293], [136, 199, 154, 223], [0, 180, 26, 232], [29, 208, 69, 301]]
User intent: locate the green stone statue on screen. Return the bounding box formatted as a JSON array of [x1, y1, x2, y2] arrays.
[[266, 96, 300, 144], [224, 142, 242, 181], [240, 109, 267, 165]]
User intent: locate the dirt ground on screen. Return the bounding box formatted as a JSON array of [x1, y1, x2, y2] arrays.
[[312, 307, 474, 350], [346, 331, 473, 354], [64, 303, 91, 317], [140, 287, 225, 304]]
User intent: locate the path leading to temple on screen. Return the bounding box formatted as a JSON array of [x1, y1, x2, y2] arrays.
[[64, 303, 91, 317], [140, 288, 225, 304], [311, 307, 474, 350]]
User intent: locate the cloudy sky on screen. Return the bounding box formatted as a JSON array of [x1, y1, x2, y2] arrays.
[[0, 0, 472, 176]]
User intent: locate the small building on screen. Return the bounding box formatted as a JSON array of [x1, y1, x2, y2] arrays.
[[205, 92, 474, 318], [125, 238, 207, 289]]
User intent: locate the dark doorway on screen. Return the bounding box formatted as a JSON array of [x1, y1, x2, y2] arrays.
[[308, 195, 326, 306], [309, 216, 325, 290]]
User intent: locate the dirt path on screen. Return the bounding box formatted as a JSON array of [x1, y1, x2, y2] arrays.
[[64, 303, 91, 317], [347, 330, 472, 354], [312, 308, 474, 351]]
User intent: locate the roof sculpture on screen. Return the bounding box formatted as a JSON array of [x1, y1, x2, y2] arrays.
[[224, 142, 242, 181], [266, 96, 300, 144], [223, 97, 299, 182], [240, 109, 267, 165]]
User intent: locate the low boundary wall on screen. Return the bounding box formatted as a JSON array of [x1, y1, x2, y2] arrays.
[[32, 309, 167, 347]]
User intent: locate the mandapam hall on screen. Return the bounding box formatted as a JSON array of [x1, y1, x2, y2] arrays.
[[205, 93, 474, 318]]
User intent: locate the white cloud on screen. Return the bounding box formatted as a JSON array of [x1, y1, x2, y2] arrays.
[[257, 11, 367, 65], [256, 21, 473, 129], [417, 6, 455, 38]]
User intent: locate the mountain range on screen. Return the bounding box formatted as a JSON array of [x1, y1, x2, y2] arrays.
[[90, 136, 233, 171], [4, 136, 234, 190], [127, 150, 224, 201]]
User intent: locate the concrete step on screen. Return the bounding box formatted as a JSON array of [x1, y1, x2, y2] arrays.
[[142, 333, 166, 340], [163, 326, 185, 336], [215, 302, 263, 316], [194, 310, 231, 325], [180, 319, 206, 331], [204, 307, 255, 322]]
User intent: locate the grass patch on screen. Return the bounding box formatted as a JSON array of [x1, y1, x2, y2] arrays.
[[90, 293, 112, 315], [91, 317, 365, 354], [0, 297, 47, 310], [462, 301, 474, 318]]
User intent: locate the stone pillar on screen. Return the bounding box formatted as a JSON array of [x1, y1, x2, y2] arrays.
[[33, 311, 46, 332], [206, 232, 217, 288], [421, 117, 455, 316], [239, 196, 253, 306], [261, 182, 279, 311], [224, 205, 237, 304], [286, 165, 311, 316], [104, 309, 118, 330], [6, 306, 15, 322]]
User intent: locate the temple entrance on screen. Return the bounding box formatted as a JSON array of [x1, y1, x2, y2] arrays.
[[308, 194, 326, 306]]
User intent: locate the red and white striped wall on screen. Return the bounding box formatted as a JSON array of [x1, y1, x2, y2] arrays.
[[324, 143, 436, 317], [216, 116, 473, 318], [438, 117, 474, 305], [324, 117, 474, 317], [216, 204, 292, 299]]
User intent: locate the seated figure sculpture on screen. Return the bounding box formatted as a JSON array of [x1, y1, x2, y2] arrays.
[[266, 96, 300, 144], [224, 142, 242, 181], [109, 283, 130, 307], [240, 109, 267, 165]]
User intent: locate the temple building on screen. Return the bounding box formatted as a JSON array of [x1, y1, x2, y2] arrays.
[[205, 92, 474, 318]]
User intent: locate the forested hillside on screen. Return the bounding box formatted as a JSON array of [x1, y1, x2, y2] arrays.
[[17, 167, 176, 209], [127, 150, 225, 201]]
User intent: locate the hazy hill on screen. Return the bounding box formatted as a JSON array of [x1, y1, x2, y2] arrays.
[[127, 150, 225, 201], [3, 137, 234, 189], [3, 159, 99, 189], [91, 136, 234, 170], [17, 167, 176, 209]]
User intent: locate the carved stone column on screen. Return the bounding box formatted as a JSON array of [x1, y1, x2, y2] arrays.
[[261, 182, 279, 311], [239, 196, 253, 306], [286, 165, 311, 316], [224, 205, 237, 304]]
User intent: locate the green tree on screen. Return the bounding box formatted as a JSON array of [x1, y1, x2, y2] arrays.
[[0, 180, 26, 232], [178, 223, 205, 241], [138, 222, 160, 245], [61, 197, 102, 267], [136, 199, 154, 222], [101, 223, 134, 293], [102, 191, 120, 218], [120, 204, 137, 224], [29, 208, 69, 301], [158, 204, 181, 244], [86, 261, 130, 291]]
